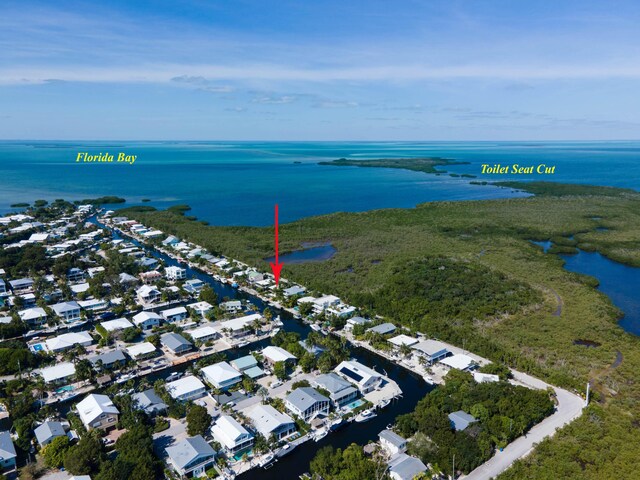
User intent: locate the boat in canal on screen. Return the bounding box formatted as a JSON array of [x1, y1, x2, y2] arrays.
[[355, 409, 377, 423], [258, 452, 276, 468], [377, 397, 391, 409], [275, 443, 296, 458], [314, 427, 329, 442]]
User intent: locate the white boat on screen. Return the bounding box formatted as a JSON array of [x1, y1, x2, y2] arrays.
[[330, 417, 346, 431], [269, 328, 281, 336], [355, 409, 377, 423], [276, 443, 296, 458], [377, 398, 391, 409], [423, 376, 434, 384], [310, 324, 322, 332], [258, 452, 276, 468], [314, 427, 329, 442]]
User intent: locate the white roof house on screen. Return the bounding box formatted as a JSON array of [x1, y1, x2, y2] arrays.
[[261, 346, 297, 364], [440, 354, 477, 371], [45, 331, 93, 352], [100, 318, 134, 332], [187, 301, 213, 316], [248, 404, 296, 441], [76, 394, 120, 430], [335, 359, 383, 394], [200, 362, 242, 391], [186, 325, 218, 343], [51, 301, 81, 321], [132, 311, 162, 330], [126, 342, 157, 359], [161, 306, 188, 322], [39, 362, 76, 383], [411, 340, 450, 364], [165, 435, 216, 478], [473, 372, 500, 383], [211, 415, 254, 454], [18, 307, 48, 323], [166, 375, 207, 402], [217, 313, 261, 337], [388, 334, 419, 348]]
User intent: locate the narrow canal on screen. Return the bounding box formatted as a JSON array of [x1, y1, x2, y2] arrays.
[[92, 218, 433, 478]]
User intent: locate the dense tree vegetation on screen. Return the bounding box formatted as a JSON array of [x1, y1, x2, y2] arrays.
[[395, 370, 554, 476], [310, 444, 388, 480], [186, 404, 212, 437]]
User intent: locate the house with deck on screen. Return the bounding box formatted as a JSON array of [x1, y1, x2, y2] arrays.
[[200, 362, 242, 391], [211, 415, 254, 455], [161, 332, 193, 355], [166, 376, 207, 402], [285, 387, 330, 422], [136, 285, 161, 306], [335, 360, 383, 394], [51, 301, 81, 323], [312, 373, 359, 408], [133, 311, 162, 331], [248, 404, 296, 441], [161, 306, 188, 323]]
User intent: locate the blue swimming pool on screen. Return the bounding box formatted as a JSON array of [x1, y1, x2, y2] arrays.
[[345, 399, 365, 410], [56, 385, 74, 394]]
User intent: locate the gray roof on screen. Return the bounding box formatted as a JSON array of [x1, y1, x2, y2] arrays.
[[132, 389, 167, 414], [367, 322, 396, 335], [283, 285, 305, 296], [9, 278, 33, 288], [34, 421, 66, 446], [448, 410, 477, 431], [165, 435, 215, 470], [231, 355, 258, 371], [313, 373, 354, 395], [161, 332, 193, 352], [0, 431, 16, 460], [286, 387, 329, 412], [388, 453, 427, 480], [89, 349, 126, 366], [379, 429, 407, 447], [348, 316, 370, 325]]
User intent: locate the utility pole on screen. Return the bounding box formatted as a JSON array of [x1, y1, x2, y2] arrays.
[[452, 453, 455, 480], [585, 381, 590, 407]]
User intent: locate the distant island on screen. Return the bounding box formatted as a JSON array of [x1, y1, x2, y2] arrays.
[[318, 157, 469, 174]]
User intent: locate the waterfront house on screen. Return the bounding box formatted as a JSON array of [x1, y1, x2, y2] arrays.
[[99, 317, 134, 334], [285, 387, 330, 422], [76, 394, 120, 431], [248, 404, 296, 441], [165, 266, 187, 281], [388, 334, 419, 349], [45, 331, 93, 353], [161, 332, 193, 355], [136, 285, 161, 306], [0, 278, 6, 294], [448, 411, 477, 431], [126, 341, 157, 359], [166, 435, 216, 478], [18, 307, 48, 327], [312, 373, 359, 408], [161, 306, 188, 323], [379, 430, 408, 455], [133, 311, 161, 330], [186, 324, 218, 343], [311, 295, 340, 314], [34, 421, 67, 447], [39, 362, 76, 384], [132, 389, 168, 416], [143, 229, 163, 239], [0, 431, 17, 472], [200, 362, 242, 391], [211, 415, 254, 454], [88, 349, 127, 370], [162, 235, 180, 246], [335, 360, 383, 394], [166, 375, 207, 402], [136, 257, 159, 269], [366, 322, 396, 336], [219, 300, 242, 312], [283, 285, 305, 298], [9, 277, 33, 294], [387, 453, 428, 480], [184, 279, 205, 295], [440, 354, 477, 372], [344, 316, 371, 331], [217, 313, 261, 339], [261, 345, 297, 366], [411, 340, 450, 365], [51, 301, 81, 323]]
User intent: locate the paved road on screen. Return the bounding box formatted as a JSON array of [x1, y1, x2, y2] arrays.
[[462, 370, 584, 480]]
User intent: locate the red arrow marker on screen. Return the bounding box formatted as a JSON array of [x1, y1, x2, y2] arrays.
[[269, 204, 283, 286]]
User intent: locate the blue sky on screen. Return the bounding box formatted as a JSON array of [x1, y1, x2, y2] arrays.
[[1, 0, 640, 140]]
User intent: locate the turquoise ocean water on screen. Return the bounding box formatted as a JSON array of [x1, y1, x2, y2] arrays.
[[1, 141, 639, 225]]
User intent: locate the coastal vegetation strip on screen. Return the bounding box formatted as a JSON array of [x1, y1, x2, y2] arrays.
[[118, 182, 640, 479], [318, 156, 468, 174]]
